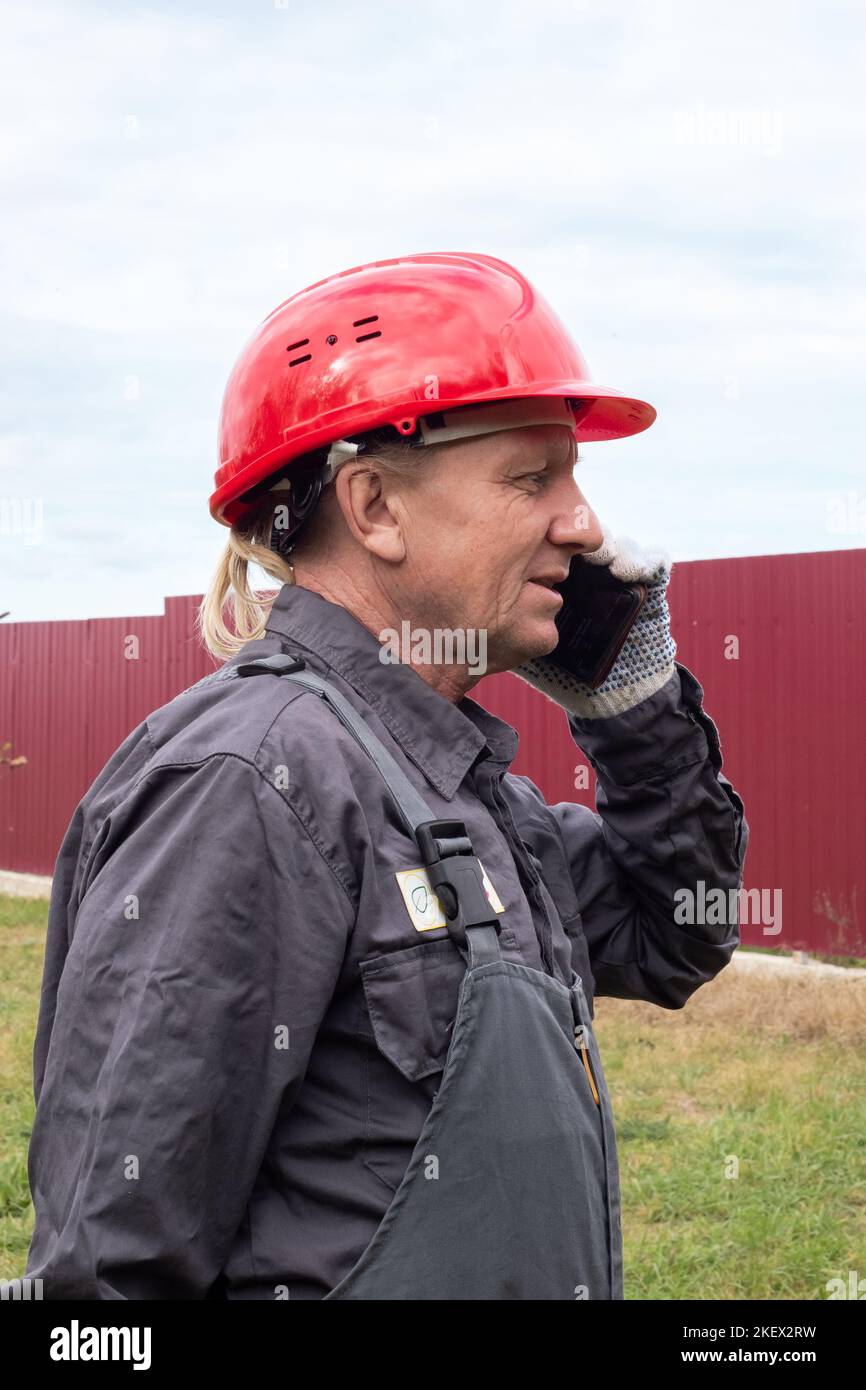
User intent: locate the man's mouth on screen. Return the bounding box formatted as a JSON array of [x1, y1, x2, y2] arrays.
[[528, 569, 569, 588], [526, 578, 565, 603]]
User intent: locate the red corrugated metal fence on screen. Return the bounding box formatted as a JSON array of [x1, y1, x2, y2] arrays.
[[1, 551, 864, 955]]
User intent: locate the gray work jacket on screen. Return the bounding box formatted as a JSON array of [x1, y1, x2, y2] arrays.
[[25, 580, 748, 1299]]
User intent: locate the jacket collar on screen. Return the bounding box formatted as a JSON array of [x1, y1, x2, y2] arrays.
[[263, 582, 519, 800]]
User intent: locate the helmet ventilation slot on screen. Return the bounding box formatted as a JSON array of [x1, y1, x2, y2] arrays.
[[353, 314, 381, 343], [286, 337, 312, 366]]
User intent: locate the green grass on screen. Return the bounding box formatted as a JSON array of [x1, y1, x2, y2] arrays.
[[2, 893, 864, 1296], [0, 893, 44, 1277], [595, 973, 866, 1299]]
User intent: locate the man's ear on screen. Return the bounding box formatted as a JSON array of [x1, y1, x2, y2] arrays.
[[334, 463, 406, 563]]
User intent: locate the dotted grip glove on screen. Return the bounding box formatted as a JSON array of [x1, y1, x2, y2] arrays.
[[513, 527, 677, 719]]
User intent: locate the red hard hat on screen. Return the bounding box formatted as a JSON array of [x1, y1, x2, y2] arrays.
[[211, 250, 656, 527]]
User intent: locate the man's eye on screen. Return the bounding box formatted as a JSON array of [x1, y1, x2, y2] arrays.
[[517, 471, 549, 488]]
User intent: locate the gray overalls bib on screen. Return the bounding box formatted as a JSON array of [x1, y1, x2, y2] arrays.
[[238, 652, 624, 1301]]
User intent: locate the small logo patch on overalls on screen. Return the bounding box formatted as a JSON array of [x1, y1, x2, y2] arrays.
[[395, 863, 505, 932]]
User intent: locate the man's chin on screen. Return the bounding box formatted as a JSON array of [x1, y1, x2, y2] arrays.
[[523, 617, 561, 659], [491, 621, 560, 674]]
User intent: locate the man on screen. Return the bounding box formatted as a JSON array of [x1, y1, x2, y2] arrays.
[[26, 252, 747, 1299]]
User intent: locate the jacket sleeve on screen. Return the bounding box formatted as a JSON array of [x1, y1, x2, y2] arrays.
[[25, 750, 355, 1299], [549, 662, 749, 1008]]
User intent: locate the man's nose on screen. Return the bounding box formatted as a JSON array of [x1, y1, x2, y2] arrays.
[[548, 483, 605, 554]]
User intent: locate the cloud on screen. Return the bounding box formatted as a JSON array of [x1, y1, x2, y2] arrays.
[[1, 0, 863, 619]]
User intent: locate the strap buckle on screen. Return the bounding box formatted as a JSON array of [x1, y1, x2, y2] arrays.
[[416, 819, 501, 950], [236, 654, 307, 678]]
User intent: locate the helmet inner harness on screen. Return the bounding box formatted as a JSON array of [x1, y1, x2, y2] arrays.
[[266, 395, 584, 559]]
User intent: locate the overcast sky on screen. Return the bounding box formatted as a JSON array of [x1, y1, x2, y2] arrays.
[[1, 0, 864, 622]]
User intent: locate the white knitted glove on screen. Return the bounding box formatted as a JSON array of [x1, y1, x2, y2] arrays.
[[514, 527, 677, 719]]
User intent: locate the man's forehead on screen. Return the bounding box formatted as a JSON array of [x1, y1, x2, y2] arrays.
[[429, 416, 576, 476], [491, 422, 576, 464]]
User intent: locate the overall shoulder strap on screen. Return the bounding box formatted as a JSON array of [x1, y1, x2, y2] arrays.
[[240, 654, 434, 837], [234, 652, 501, 949]]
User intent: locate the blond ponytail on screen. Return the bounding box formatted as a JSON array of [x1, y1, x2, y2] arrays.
[[195, 503, 296, 663]]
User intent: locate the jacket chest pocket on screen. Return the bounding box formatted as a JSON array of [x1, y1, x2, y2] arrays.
[[358, 939, 467, 1191], [359, 939, 466, 1081]]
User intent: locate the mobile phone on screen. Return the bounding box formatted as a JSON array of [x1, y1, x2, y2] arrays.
[[549, 558, 647, 688]]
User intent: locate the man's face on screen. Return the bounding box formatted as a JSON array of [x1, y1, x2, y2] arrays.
[[387, 417, 604, 674]]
